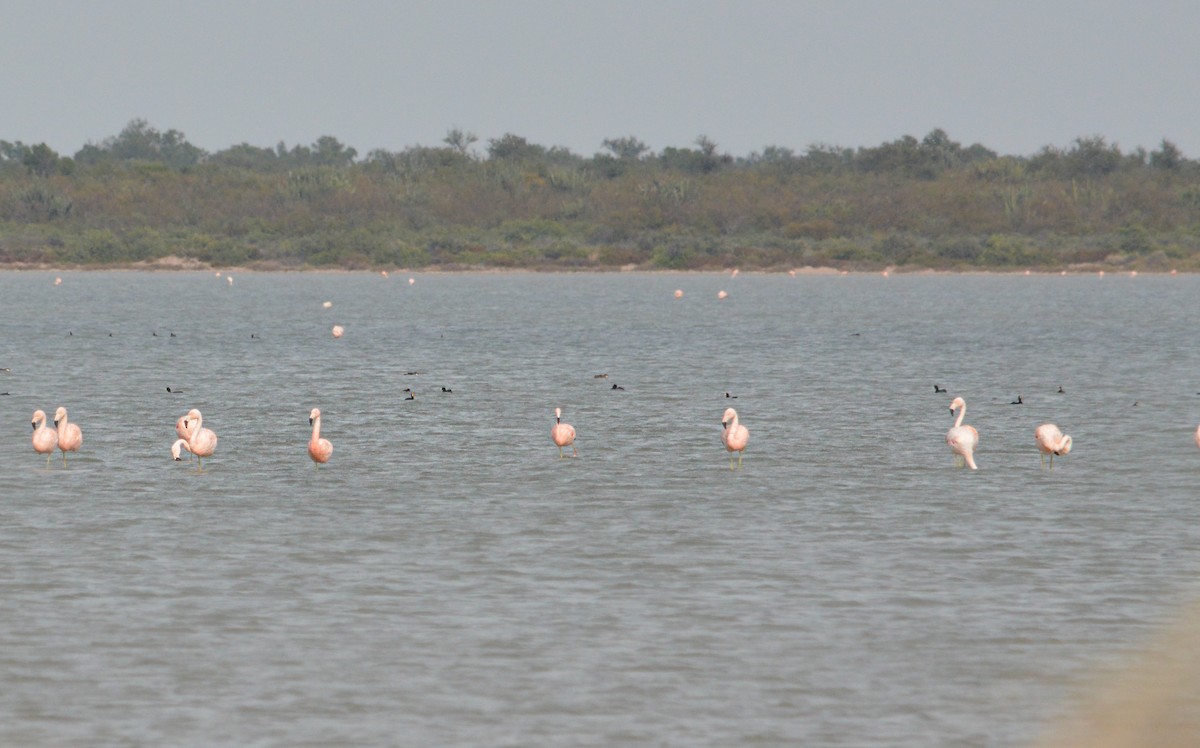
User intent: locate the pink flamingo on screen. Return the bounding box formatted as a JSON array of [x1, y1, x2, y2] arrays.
[[175, 414, 196, 462], [551, 407, 577, 458], [172, 408, 217, 468], [1194, 424, 1199, 451], [308, 408, 333, 466], [1034, 423, 1072, 469], [332, 325, 344, 338], [53, 406, 83, 464], [946, 397, 979, 469], [31, 409, 58, 466], [721, 407, 749, 470]]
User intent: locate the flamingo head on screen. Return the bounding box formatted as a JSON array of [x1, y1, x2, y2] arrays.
[[949, 397, 965, 415], [722, 407, 738, 427], [555, 407, 562, 421], [54, 406, 67, 427], [32, 410, 45, 429], [1056, 435, 1073, 456], [310, 408, 320, 425]]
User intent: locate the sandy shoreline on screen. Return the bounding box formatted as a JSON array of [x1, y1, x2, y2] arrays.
[[0, 257, 1186, 275]]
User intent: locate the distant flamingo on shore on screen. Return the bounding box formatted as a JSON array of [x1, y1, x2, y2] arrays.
[[32, 410, 57, 466], [308, 408, 333, 466], [947, 397, 979, 469], [552, 407, 577, 458]]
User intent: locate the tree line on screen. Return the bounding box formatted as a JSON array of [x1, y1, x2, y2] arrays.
[[1, 119, 1198, 271]]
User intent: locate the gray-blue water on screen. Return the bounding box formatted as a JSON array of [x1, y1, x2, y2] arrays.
[[1, 270, 1198, 746]]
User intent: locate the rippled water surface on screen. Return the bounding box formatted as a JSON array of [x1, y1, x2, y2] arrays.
[[2, 270, 1199, 746]]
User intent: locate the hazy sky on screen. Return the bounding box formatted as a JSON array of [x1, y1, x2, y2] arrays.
[[5, 0, 1199, 159]]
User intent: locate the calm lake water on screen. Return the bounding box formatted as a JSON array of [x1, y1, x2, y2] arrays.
[[1, 270, 1199, 746]]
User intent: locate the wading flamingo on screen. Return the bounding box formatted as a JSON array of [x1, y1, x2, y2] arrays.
[[1034, 423, 1072, 469], [53, 407, 82, 464], [721, 407, 749, 470], [947, 397, 979, 469], [175, 414, 196, 461], [332, 325, 344, 338], [172, 408, 217, 468], [552, 407, 577, 458], [32, 410, 58, 466], [308, 408, 333, 466]]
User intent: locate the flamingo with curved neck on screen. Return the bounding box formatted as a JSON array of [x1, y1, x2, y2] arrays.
[[946, 397, 979, 470], [551, 407, 577, 458], [1035, 424, 1072, 469], [721, 407, 749, 470], [173, 408, 217, 468], [308, 408, 333, 466], [32, 410, 58, 466], [53, 406, 82, 464]]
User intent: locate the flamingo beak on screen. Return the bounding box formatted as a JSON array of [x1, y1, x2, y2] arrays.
[[54, 420, 60, 428], [174, 457, 182, 461], [309, 418, 314, 425], [31, 421, 36, 430]]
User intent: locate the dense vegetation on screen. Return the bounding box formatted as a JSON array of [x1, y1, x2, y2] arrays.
[[2, 120, 1199, 271]]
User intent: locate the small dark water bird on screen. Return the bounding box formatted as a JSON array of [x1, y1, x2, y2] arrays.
[[250, 333, 258, 339], [1058, 386, 1065, 394], [170, 332, 177, 338], [405, 371, 421, 376], [1011, 395, 1023, 404], [593, 373, 609, 379], [441, 387, 452, 393], [167, 387, 184, 394], [934, 384, 947, 393], [611, 384, 625, 391], [725, 392, 738, 399], [405, 392, 416, 400]]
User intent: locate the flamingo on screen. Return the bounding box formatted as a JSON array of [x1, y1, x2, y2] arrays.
[[53, 407, 82, 464], [172, 408, 217, 468], [308, 408, 333, 466], [946, 397, 979, 469], [1194, 424, 1199, 451], [31, 410, 58, 465], [332, 325, 344, 338], [552, 407, 577, 458], [721, 407, 749, 470], [1035, 423, 1073, 469], [175, 414, 196, 461]]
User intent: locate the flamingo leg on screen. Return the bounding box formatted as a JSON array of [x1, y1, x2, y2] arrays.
[[572, 445, 578, 458], [1048, 453, 1054, 470], [737, 451, 743, 469], [558, 445, 564, 458]]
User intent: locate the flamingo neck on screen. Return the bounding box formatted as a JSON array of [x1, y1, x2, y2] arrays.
[[311, 417, 321, 441], [953, 406, 965, 428]]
